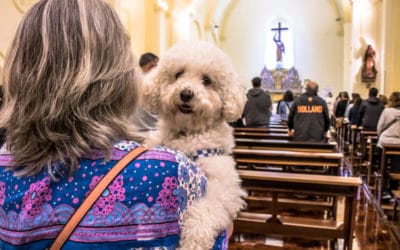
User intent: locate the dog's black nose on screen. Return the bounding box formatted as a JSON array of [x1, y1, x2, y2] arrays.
[[180, 89, 194, 102]]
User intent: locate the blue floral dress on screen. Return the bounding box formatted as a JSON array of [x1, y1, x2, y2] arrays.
[[0, 140, 227, 249]]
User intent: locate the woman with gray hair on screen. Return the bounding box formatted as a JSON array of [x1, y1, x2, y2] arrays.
[[0, 0, 224, 249]]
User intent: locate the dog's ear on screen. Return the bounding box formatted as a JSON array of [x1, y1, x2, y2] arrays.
[[141, 68, 162, 113], [222, 74, 246, 122]]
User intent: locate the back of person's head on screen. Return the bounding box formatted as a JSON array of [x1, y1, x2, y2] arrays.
[[251, 77, 261, 88], [0, 0, 138, 177], [353, 96, 363, 108], [389, 92, 400, 108], [139, 52, 159, 73], [340, 91, 349, 100], [379, 94, 388, 106], [283, 90, 294, 102], [369, 87, 379, 97], [351, 92, 360, 100], [305, 81, 319, 96]]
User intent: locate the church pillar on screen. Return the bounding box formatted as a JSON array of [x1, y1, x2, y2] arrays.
[[343, 22, 352, 94], [381, 0, 400, 95], [349, 0, 383, 97], [154, 0, 170, 54]]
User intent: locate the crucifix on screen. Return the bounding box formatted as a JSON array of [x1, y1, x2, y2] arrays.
[[271, 22, 289, 63]]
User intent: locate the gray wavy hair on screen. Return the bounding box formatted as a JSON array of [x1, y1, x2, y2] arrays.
[[0, 0, 138, 177]]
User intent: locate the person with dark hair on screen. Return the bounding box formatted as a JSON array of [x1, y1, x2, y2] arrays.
[[335, 91, 349, 118], [349, 96, 363, 127], [138, 52, 159, 73], [242, 77, 272, 127], [277, 90, 294, 121], [0, 1, 221, 249], [345, 92, 361, 117], [332, 91, 343, 117], [288, 81, 330, 142], [379, 94, 388, 107], [357, 87, 385, 131]]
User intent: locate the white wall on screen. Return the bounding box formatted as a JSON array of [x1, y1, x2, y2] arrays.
[[220, 0, 344, 95], [0, 1, 34, 71]]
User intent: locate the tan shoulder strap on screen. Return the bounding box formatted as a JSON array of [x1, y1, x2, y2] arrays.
[[50, 146, 147, 250]]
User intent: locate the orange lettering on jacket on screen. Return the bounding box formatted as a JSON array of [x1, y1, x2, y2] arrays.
[[297, 105, 323, 113]]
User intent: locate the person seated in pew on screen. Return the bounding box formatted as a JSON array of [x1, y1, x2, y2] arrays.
[[277, 90, 294, 122], [349, 96, 363, 128], [357, 87, 385, 131], [287, 81, 330, 142], [377, 91, 400, 197]]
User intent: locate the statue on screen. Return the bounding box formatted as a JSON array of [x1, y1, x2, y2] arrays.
[[273, 33, 285, 63], [361, 44, 377, 83], [271, 22, 288, 69]]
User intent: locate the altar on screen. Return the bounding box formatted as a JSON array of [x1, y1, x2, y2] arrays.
[[260, 66, 302, 102]]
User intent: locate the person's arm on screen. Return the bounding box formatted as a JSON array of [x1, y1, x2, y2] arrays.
[[287, 101, 297, 131], [334, 101, 340, 117], [357, 102, 366, 127], [348, 107, 354, 123], [377, 109, 387, 135], [265, 93, 272, 111], [277, 101, 283, 115], [322, 101, 330, 132]]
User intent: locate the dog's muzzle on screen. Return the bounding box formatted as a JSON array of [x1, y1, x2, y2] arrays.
[[179, 89, 194, 114]]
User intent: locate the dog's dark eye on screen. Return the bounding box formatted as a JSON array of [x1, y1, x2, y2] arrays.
[[202, 75, 212, 86], [175, 70, 184, 79]]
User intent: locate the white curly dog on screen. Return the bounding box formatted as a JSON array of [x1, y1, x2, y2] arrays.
[[141, 41, 247, 249]]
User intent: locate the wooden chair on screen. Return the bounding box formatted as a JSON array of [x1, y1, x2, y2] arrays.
[[235, 138, 337, 153]]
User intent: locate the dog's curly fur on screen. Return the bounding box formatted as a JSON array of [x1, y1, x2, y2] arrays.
[[141, 41, 247, 249]]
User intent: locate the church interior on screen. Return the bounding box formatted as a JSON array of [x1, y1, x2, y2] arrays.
[[1, 0, 400, 249]]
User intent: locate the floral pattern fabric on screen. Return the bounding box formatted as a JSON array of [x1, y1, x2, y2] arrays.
[[0, 140, 221, 250]]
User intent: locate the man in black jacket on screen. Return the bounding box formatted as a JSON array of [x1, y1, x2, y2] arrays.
[[288, 81, 330, 142], [243, 77, 272, 127], [357, 87, 384, 131]]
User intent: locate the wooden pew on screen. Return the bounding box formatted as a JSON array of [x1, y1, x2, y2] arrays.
[[235, 138, 338, 153], [349, 129, 377, 179], [360, 130, 378, 162], [233, 148, 344, 175], [366, 135, 379, 185], [234, 131, 291, 140], [377, 143, 400, 206], [233, 170, 362, 250], [336, 119, 350, 151], [349, 127, 362, 167], [267, 124, 288, 129], [234, 127, 288, 134]]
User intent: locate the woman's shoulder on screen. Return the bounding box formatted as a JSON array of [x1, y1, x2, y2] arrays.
[[113, 140, 191, 164], [382, 107, 400, 116], [0, 140, 195, 170]]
